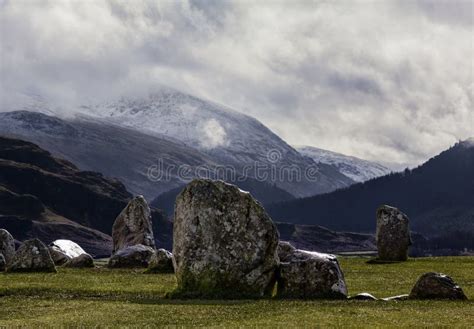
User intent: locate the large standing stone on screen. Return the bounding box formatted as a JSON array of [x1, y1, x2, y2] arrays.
[[147, 248, 174, 273], [64, 253, 95, 268], [112, 196, 155, 253], [0, 229, 15, 265], [376, 205, 411, 261], [409, 272, 467, 300], [276, 245, 348, 299], [49, 239, 88, 265], [173, 179, 279, 299], [108, 244, 154, 268], [7, 238, 56, 273]]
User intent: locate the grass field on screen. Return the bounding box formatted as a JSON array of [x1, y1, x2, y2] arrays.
[[0, 256, 473, 327]]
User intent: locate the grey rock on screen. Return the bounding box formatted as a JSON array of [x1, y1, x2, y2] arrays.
[[409, 272, 467, 300], [276, 249, 348, 299], [7, 238, 56, 273], [49, 239, 88, 265], [147, 248, 174, 273], [376, 205, 411, 261], [381, 294, 409, 301], [173, 179, 279, 299], [277, 241, 297, 262], [349, 292, 378, 300], [64, 253, 95, 268], [112, 196, 155, 253], [0, 229, 15, 265], [108, 244, 154, 268], [0, 253, 5, 271]]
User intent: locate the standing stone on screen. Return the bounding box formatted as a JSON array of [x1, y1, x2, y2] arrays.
[[112, 196, 155, 253], [276, 246, 348, 299], [409, 272, 468, 300], [147, 248, 174, 273], [108, 244, 154, 268], [49, 239, 87, 265], [0, 229, 15, 265], [64, 253, 95, 268], [7, 238, 56, 273], [0, 254, 5, 272], [376, 205, 411, 261], [173, 179, 279, 299]]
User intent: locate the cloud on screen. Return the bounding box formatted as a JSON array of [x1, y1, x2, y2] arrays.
[[0, 0, 472, 167], [199, 118, 228, 149]]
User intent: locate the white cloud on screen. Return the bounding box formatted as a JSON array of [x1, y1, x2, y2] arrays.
[[0, 0, 472, 166]]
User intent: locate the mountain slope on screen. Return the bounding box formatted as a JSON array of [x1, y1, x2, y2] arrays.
[[296, 145, 392, 182], [0, 111, 295, 206], [77, 88, 354, 197], [269, 139, 474, 240], [0, 136, 172, 253]]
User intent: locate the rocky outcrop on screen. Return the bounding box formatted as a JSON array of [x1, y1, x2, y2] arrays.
[[64, 253, 95, 268], [173, 179, 279, 298], [7, 238, 56, 273], [49, 239, 87, 265], [376, 205, 411, 261], [0, 228, 15, 265], [108, 244, 154, 268], [112, 196, 155, 253], [276, 246, 348, 299], [147, 248, 174, 273], [409, 272, 468, 300]]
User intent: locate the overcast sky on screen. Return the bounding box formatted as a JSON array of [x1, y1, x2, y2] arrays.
[[1, 0, 473, 167]]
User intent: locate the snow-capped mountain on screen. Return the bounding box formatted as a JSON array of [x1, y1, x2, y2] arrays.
[[295, 146, 392, 182], [73, 87, 354, 197], [0, 111, 295, 205]]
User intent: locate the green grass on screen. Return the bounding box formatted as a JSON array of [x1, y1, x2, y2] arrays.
[[0, 256, 473, 327]]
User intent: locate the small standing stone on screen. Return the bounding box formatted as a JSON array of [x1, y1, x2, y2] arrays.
[[376, 205, 411, 261], [49, 239, 87, 265], [112, 196, 155, 253], [108, 244, 154, 268], [409, 272, 468, 300], [0, 229, 15, 265], [276, 246, 348, 299], [7, 238, 56, 273], [147, 248, 174, 273], [64, 253, 95, 268]]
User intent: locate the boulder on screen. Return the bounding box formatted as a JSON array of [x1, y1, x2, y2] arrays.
[[49, 239, 87, 265], [64, 253, 95, 268], [0, 253, 5, 271], [108, 244, 154, 268], [376, 205, 411, 261], [112, 196, 155, 253], [7, 238, 56, 273], [147, 248, 174, 273], [0, 228, 15, 265], [409, 272, 467, 300], [276, 248, 348, 299], [173, 179, 279, 298]]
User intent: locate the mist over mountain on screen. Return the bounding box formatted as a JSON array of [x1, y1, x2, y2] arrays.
[[269, 139, 474, 244]]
